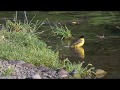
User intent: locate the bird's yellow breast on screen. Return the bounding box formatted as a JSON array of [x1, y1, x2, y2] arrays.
[[74, 38, 84, 47]]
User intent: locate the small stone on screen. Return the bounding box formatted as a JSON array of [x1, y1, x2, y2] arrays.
[[21, 63, 35, 68], [43, 73, 48, 76], [95, 69, 107, 78], [8, 60, 26, 65], [47, 75, 53, 78], [32, 73, 42, 79], [69, 70, 78, 76], [57, 68, 69, 78], [96, 69, 107, 75], [38, 66, 49, 72]]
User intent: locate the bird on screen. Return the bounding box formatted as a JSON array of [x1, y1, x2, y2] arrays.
[[71, 36, 85, 48]]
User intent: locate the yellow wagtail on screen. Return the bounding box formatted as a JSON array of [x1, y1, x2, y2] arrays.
[[71, 36, 85, 48]]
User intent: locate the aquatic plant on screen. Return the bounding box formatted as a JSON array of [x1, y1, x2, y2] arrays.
[[44, 18, 72, 40], [50, 23, 72, 40]]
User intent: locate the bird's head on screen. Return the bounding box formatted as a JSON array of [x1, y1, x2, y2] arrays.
[[80, 36, 84, 38]]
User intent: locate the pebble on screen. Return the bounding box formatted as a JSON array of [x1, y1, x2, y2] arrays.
[[32, 73, 42, 79], [57, 68, 69, 78], [95, 69, 107, 79], [69, 70, 78, 76]]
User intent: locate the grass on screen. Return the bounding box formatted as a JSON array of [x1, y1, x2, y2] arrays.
[[0, 29, 61, 68], [51, 23, 72, 40], [44, 18, 72, 40], [62, 59, 95, 78], [40, 18, 73, 40], [0, 12, 96, 78]]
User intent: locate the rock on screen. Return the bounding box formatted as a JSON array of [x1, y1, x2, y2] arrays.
[[69, 70, 78, 76], [57, 68, 69, 78], [96, 69, 107, 75], [69, 70, 82, 79], [32, 73, 42, 79], [38, 66, 50, 72], [95, 69, 107, 78], [8, 60, 26, 65], [21, 63, 35, 68]]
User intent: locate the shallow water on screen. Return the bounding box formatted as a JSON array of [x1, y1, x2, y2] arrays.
[[0, 11, 120, 79], [45, 25, 120, 79], [40, 23, 120, 79]]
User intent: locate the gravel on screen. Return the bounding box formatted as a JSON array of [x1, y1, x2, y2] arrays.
[[0, 59, 70, 79]]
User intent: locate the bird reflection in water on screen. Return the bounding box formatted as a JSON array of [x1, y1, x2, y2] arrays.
[[74, 46, 85, 59]]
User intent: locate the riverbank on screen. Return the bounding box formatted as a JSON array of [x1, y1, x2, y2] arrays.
[[0, 59, 60, 79], [0, 59, 93, 79]]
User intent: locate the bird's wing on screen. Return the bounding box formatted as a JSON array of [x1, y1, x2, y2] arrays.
[[73, 39, 82, 45]]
